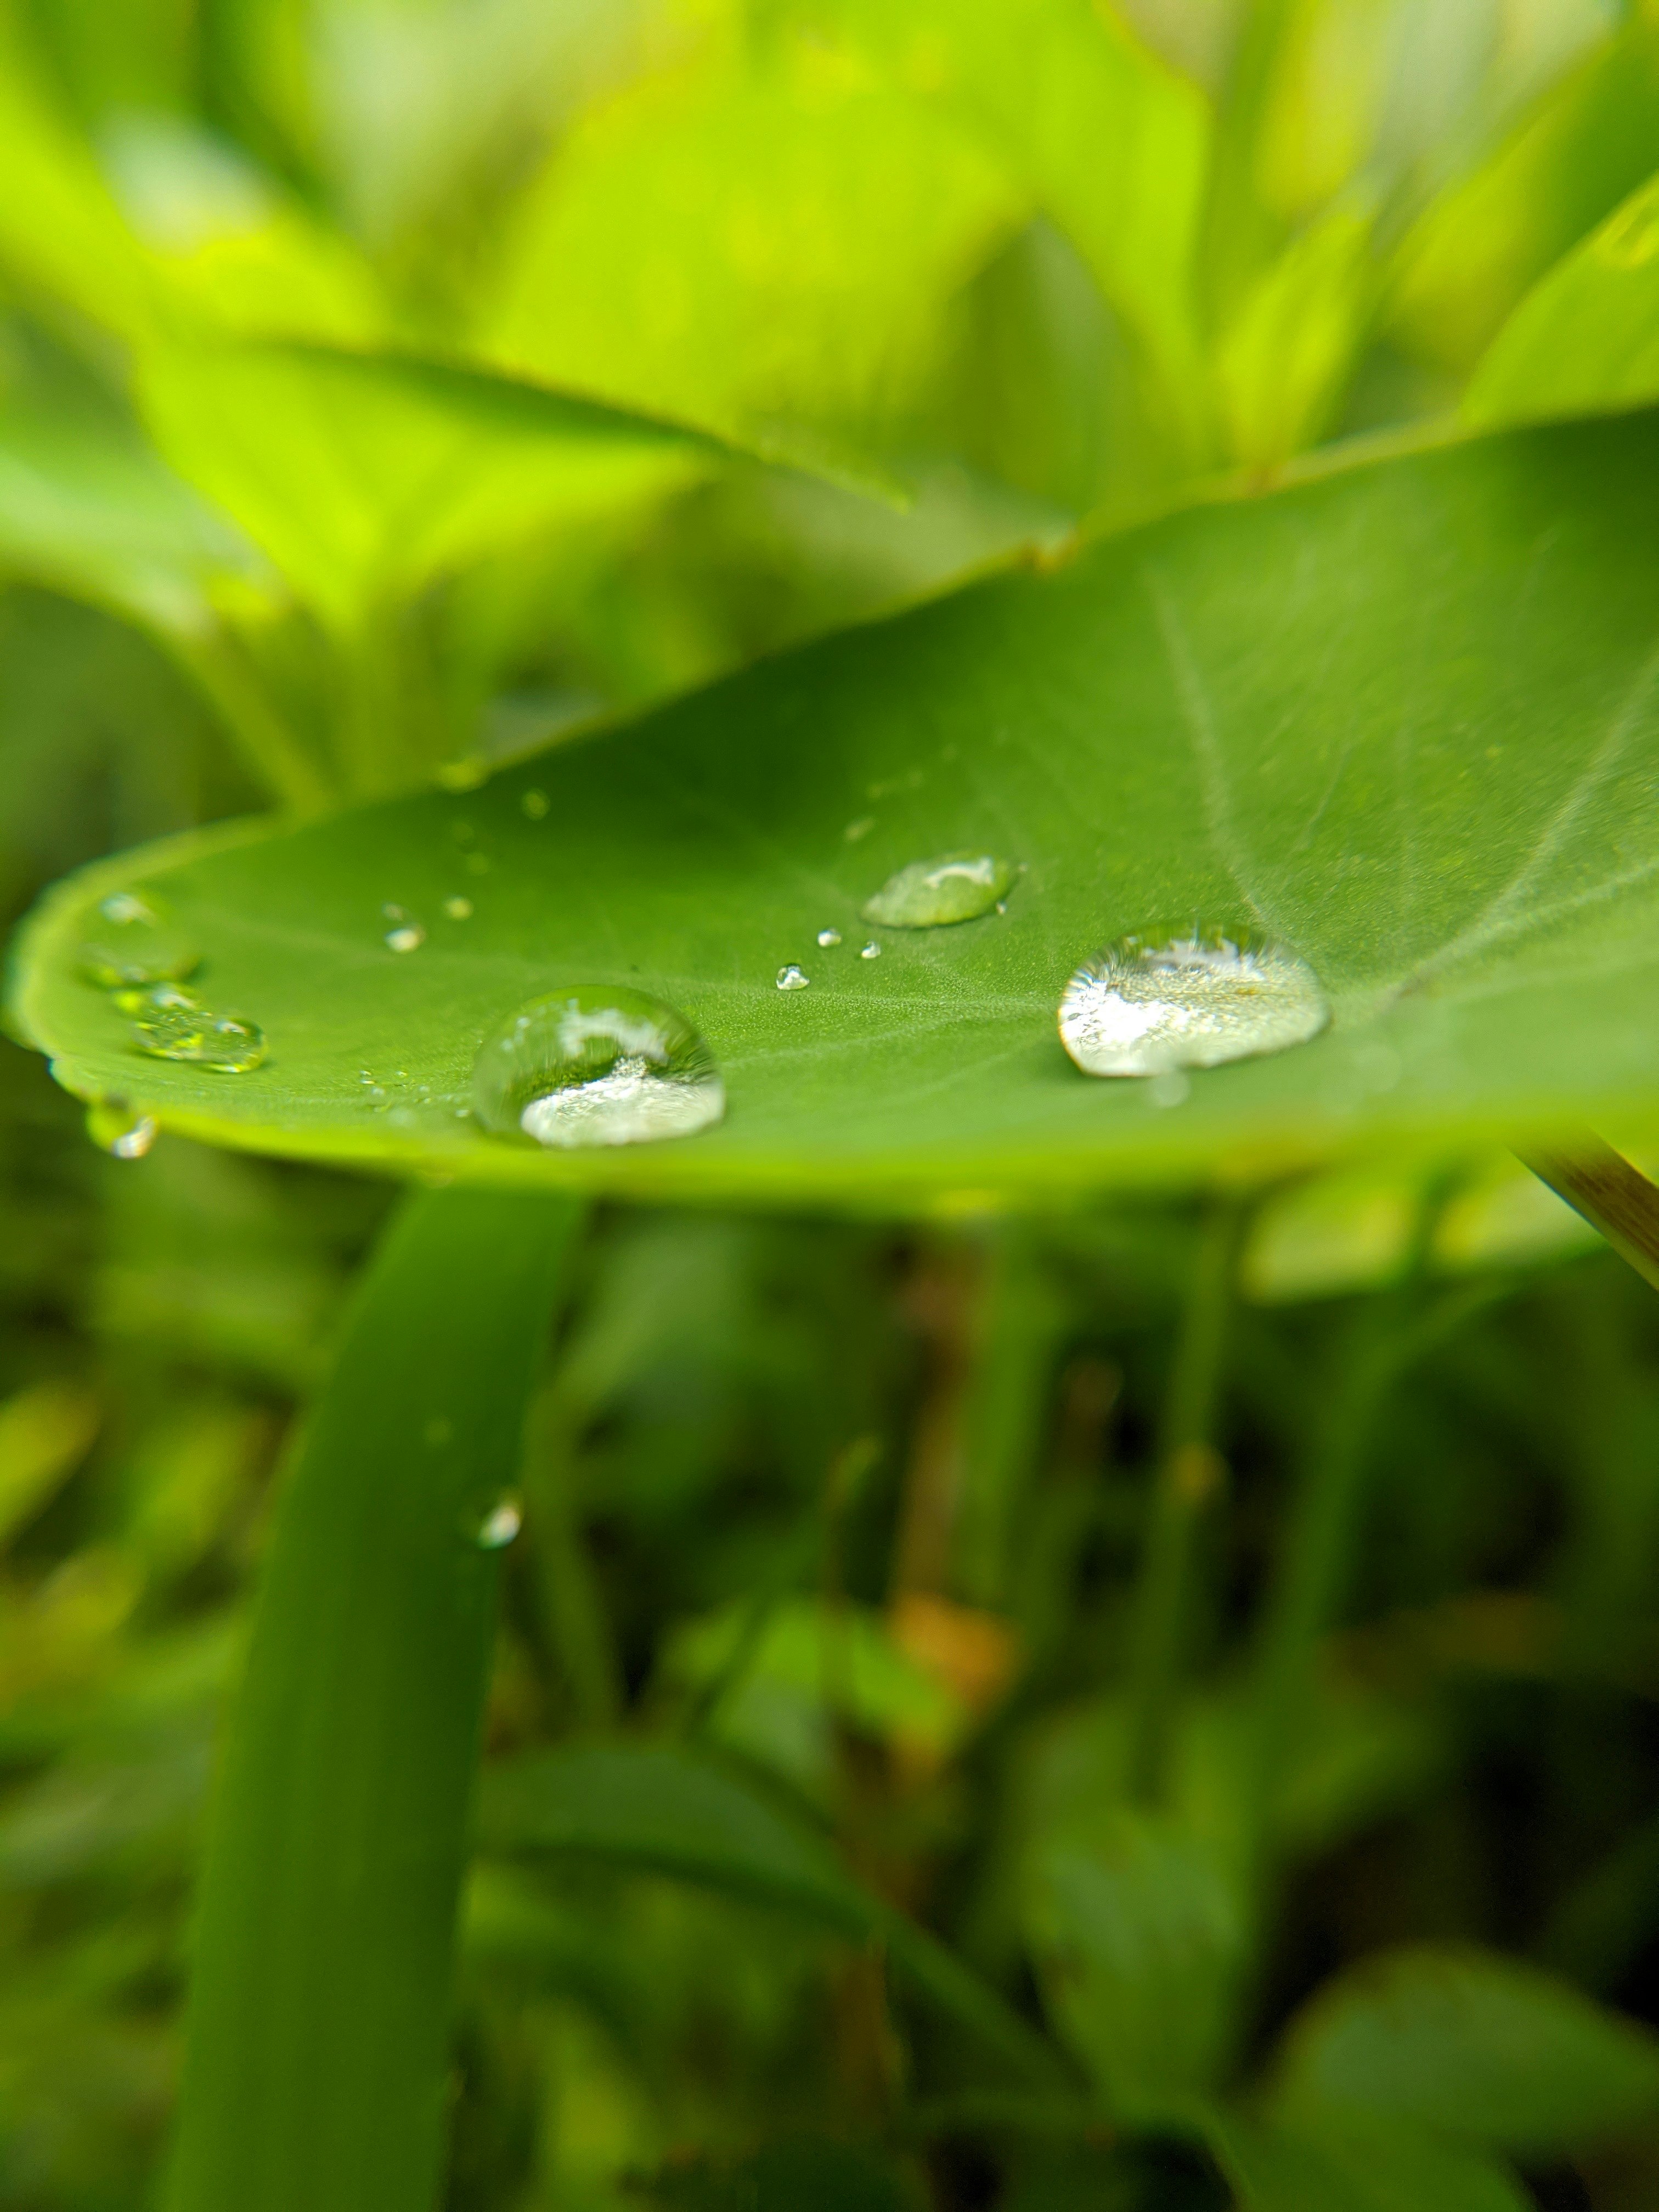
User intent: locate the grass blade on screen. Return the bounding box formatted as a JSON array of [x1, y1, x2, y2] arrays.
[[166, 1187, 583, 2212]]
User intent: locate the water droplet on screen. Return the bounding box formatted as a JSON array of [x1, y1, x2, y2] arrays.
[[111, 978, 202, 1017], [860, 941, 881, 960], [776, 964, 810, 991], [443, 895, 473, 921], [521, 788, 549, 820], [78, 891, 200, 990], [816, 928, 842, 948], [472, 986, 724, 1149], [473, 1494, 523, 1549], [438, 757, 488, 791], [862, 851, 1015, 928], [1148, 1071, 1191, 1109], [1058, 923, 1328, 1078], [86, 1101, 157, 1158], [385, 923, 425, 953], [132, 1001, 267, 1073], [844, 817, 875, 843], [465, 851, 492, 876]]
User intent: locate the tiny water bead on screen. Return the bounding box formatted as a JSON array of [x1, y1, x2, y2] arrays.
[[78, 891, 200, 991], [86, 1102, 157, 1159], [382, 902, 425, 953], [521, 788, 549, 820], [776, 964, 810, 991], [473, 1494, 524, 1549], [1058, 923, 1329, 1079], [861, 851, 1015, 929], [132, 1000, 267, 1074], [443, 895, 473, 921], [472, 986, 724, 1150], [860, 941, 881, 961], [816, 928, 842, 948]]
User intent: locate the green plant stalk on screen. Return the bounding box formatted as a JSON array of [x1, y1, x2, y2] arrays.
[[1126, 1200, 1245, 1804], [166, 1186, 583, 2212], [166, 625, 335, 814]]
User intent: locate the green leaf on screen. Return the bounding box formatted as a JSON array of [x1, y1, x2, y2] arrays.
[[1214, 205, 1375, 469], [478, 1740, 1062, 2081], [135, 340, 716, 633], [1387, 15, 1659, 374], [814, 0, 1212, 456], [165, 1187, 583, 2212], [1465, 171, 1659, 430], [1269, 1943, 1659, 2158], [639, 2135, 923, 2212], [481, 32, 1023, 477], [1021, 1811, 1248, 2121], [1208, 2111, 1529, 2212], [16, 416, 1659, 1204]]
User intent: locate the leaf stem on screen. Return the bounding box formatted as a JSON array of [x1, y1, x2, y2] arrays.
[[166, 625, 334, 813], [1519, 1136, 1659, 1294]]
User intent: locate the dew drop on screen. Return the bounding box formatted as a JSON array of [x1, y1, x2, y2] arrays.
[[86, 1101, 157, 1158], [132, 1001, 267, 1073], [860, 941, 881, 961], [78, 891, 201, 991], [844, 817, 875, 843], [862, 851, 1014, 929], [1058, 923, 1328, 1078], [465, 851, 492, 876], [385, 924, 425, 952], [521, 787, 549, 820], [473, 1494, 523, 1549], [472, 985, 724, 1150], [816, 928, 842, 948], [443, 895, 473, 921], [776, 964, 810, 991]]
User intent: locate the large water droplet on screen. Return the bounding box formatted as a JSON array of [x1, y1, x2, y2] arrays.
[[78, 891, 200, 990], [862, 851, 1015, 928], [86, 1101, 157, 1158], [132, 1001, 267, 1073], [776, 964, 809, 991], [1058, 923, 1328, 1077], [472, 986, 724, 1149]]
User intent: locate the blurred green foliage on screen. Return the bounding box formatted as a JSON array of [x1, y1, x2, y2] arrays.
[[7, 1, 1659, 2208]]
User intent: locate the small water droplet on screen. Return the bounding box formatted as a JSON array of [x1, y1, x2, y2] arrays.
[[473, 1494, 523, 1549], [776, 964, 810, 990], [438, 757, 488, 791], [521, 788, 549, 820], [385, 923, 425, 953], [1148, 1071, 1191, 1108], [472, 986, 724, 1149], [86, 1101, 157, 1158], [132, 1001, 267, 1073], [443, 895, 473, 920], [860, 941, 881, 960], [111, 978, 202, 1017], [862, 851, 1015, 928], [816, 928, 842, 948], [78, 891, 201, 990], [1058, 923, 1328, 1078], [382, 901, 405, 920], [465, 851, 492, 876], [844, 817, 875, 843]]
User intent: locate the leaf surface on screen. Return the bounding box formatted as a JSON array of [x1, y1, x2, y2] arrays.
[[1269, 1943, 1659, 2157], [1209, 2112, 1528, 2212], [16, 416, 1659, 1205]]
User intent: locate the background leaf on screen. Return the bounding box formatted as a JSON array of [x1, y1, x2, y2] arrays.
[[1269, 1942, 1659, 2157], [1209, 2111, 1529, 2212]]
